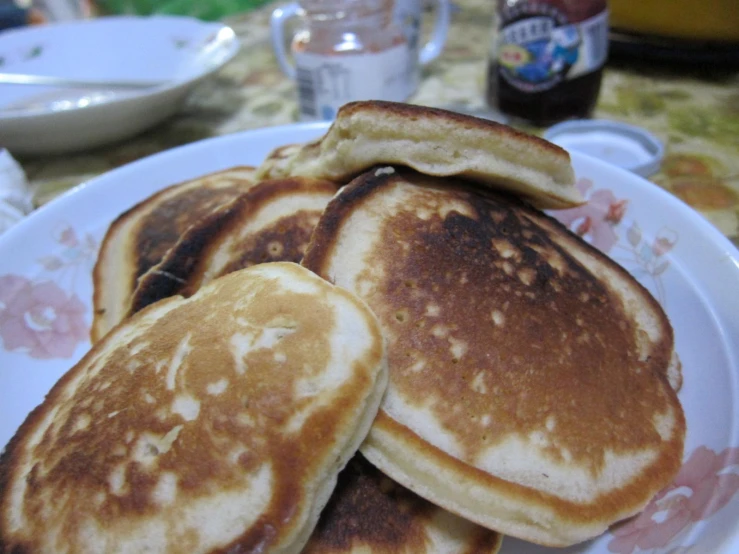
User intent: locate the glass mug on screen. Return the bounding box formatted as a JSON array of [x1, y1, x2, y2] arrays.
[[271, 0, 450, 120]]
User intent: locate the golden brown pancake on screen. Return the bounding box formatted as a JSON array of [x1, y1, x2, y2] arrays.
[[304, 454, 503, 554], [129, 177, 337, 315], [254, 101, 581, 209], [0, 263, 388, 554], [301, 167, 685, 547], [91, 166, 256, 343]]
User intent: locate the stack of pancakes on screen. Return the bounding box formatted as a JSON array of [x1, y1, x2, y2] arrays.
[[0, 102, 685, 554]]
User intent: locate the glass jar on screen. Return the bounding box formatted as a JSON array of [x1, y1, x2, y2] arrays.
[[271, 0, 413, 121], [485, 0, 609, 127]]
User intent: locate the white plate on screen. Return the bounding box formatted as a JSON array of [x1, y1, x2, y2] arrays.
[[0, 16, 239, 155], [0, 123, 738, 554]]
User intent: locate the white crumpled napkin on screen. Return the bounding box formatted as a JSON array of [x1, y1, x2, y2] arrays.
[[0, 149, 33, 235]]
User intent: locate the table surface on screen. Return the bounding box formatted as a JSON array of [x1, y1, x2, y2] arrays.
[[16, 0, 739, 249]]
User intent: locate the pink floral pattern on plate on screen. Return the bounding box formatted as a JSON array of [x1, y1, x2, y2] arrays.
[[550, 178, 678, 306], [553, 176, 739, 552], [551, 177, 628, 253], [608, 446, 739, 554], [0, 275, 87, 359], [0, 224, 97, 360]]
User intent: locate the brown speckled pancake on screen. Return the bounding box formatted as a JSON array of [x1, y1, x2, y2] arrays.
[[91, 166, 256, 343], [129, 177, 337, 315], [304, 454, 503, 554], [0, 263, 387, 554], [254, 101, 580, 209], [302, 167, 685, 547]]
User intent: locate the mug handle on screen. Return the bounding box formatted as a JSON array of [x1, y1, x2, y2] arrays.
[[270, 2, 300, 80], [419, 0, 451, 66]]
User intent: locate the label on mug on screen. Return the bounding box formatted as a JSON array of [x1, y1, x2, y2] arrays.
[[294, 44, 413, 121]]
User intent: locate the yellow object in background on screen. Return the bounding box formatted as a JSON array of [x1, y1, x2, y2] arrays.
[[610, 0, 739, 42]]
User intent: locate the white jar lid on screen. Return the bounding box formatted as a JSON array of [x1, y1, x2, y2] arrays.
[[543, 119, 664, 178]]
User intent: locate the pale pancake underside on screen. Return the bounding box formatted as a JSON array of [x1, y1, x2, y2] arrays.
[[255, 101, 581, 209], [256, 143, 304, 181]]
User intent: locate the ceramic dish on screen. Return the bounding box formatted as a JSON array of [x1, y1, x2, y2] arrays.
[[0, 16, 240, 155], [0, 123, 737, 554]]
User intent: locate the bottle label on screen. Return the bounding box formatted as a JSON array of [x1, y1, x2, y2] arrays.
[[294, 44, 413, 121], [497, 7, 608, 93]]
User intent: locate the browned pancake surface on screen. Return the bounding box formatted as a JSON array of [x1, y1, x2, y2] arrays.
[[91, 167, 256, 342], [132, 185, 245, 282], [1, 264, 387, 554], [375, 194, 666, 468], [304, 455, 502, 554], [130, 177, 337, 314], [302, 168, 684, 545]]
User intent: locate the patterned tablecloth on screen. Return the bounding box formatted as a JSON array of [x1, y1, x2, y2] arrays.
[[17, 0, 739, 248]]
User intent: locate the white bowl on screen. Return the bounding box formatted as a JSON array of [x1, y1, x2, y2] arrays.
[[0, 16, 240, 156]]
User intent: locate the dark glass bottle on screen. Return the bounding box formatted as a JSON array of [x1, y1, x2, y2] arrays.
[[486, 0, 609, 127]]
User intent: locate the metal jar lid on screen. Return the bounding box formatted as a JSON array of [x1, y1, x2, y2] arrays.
[[543, 119, 665, 177]]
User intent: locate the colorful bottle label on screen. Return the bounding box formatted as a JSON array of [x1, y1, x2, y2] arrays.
[[294, 44, 413, 121], [496, 5, 608, 93]]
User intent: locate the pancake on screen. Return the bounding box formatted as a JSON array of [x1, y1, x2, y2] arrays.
[[304, 454, 503, 554], [91, 166, 256, 343], [301, 167, 686, 547], [0, 262, 388, 554], [257, 143, 304, 181], [130, 177, 337, 315], [254, 101, 581, 209]]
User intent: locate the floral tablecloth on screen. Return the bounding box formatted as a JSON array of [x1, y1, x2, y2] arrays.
[[16, 0, 739, 248]]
